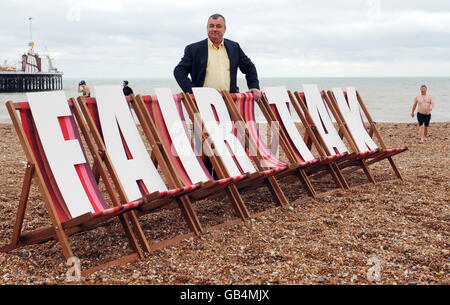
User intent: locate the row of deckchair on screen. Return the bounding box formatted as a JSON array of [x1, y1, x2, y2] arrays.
[[1, 85, 407, 276]]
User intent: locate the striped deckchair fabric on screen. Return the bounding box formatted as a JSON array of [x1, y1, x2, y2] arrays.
[[256, 87, 350, 190], [132, 88, 288, 228], [132, 91, 255, 228], [20, 100, 145, 221], [176, 88, 290, 208], [138, 93, 245, 189], [292, 84, 385, 183], [185, 90, 288, 182], [229, 93, 288, 168], [1, 91, 157, 276], [80, 97, 199, 204], [75, 86, 204, 240], [79, 88, 248, 233], [225, 92, 330, 197], [134, 88, 289, 213], [325, 88, 407, 179]]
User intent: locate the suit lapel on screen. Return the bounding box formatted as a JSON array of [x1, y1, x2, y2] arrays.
[[200, 39, 208, 65], [224, 39, 234, 68], [197, 39, 208, 86]]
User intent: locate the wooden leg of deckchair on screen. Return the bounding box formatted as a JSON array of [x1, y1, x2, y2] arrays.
[[330, 163, 350, 189], [326, 163, 344, 189], [264, 176, 289, 207], [387, 156, 403, 180], [359, 159, 376, 184], [150, 151, 158, 169], [177, 197, 204, 235], [92, 160, 100, 184], [226, 185, 250, 220], [52, 225, 75, 261], [128, 211, 152, 253], [296, 169, 317, 198], [9, 163, 34, 248], [117, 213, 144, 259], [79, 215, 143, 277]]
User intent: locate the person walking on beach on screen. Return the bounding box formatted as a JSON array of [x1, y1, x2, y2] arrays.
[[411, 85, 434, 143], [173, 13, 261, 101], [122, 80, 134, 97], [78, 80, 91, 97]]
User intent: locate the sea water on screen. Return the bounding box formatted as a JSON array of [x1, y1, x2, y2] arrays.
[[0, 76, 448, 123]]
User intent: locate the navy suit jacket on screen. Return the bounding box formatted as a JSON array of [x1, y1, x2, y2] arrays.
[[173, 38, 259, 94]]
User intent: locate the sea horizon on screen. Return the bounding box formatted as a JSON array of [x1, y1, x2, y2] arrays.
[[1, 76, 449, 123]]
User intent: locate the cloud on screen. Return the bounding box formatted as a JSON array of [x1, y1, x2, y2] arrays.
[[0, 0, 448, 77]]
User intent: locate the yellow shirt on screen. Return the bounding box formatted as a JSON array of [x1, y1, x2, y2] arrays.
[[203, 39, 230, 92]]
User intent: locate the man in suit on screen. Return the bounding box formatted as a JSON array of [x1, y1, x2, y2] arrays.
[[174, 13, 261, 101], [174, 14, 261, 175]]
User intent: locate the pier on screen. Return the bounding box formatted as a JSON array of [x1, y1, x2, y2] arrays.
[[0, 72, 63, 93]]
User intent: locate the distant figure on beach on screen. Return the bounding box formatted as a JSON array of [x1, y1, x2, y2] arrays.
[[78, 80, 91, 97], [411, 85, 434, 143], [122, 80, 134, 97], [173, 13, 261, 101]]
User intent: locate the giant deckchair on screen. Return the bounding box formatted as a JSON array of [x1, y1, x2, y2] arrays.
[[222, 91, 331, 198], [79, 88, 250, 232], [74, 86, 205, 244], [292, 84, 383, 184], [325, 87, 407, 179], [132, 88, 288, 222], [1, 92, 196, 276], [178, 88, 290, 210], [254, 87, 350, 190], [132, 91, 253, 226]]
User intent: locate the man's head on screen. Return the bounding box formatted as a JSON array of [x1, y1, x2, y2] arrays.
[[420, 85, 427, 95], [207, 14, 226, 46]]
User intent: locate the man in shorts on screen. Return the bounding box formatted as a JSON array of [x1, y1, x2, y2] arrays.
[[411, 85, 434, 143]]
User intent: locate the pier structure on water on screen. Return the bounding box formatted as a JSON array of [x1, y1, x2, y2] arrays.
[[0, 72, 63, 92], [0, 17, 63, 93]]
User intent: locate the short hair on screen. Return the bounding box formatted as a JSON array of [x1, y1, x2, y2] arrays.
[[420, 84, 427, 89], [208, 13, 226, 26]]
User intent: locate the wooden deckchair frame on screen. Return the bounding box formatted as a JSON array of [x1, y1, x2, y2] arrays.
[[75, 96, 205, 248], [132, 92, 290, 230], [180, 92, 290, 210], [292, 90, 379, 184], [1, 100, 149, 277], [325, 89, 407, 180], [223, 91, 327, 198], [131, 94, 252, 229], [254, 90, 350, 191]]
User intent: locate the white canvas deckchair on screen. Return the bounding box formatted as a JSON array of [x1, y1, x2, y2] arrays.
[[181, 88, 290, 210], [293, 84, 382, 184], [259, 86, 350, 190], [2, 91, 188, 275], [325, 87, 407, 179], [75, 86, 205, 249]]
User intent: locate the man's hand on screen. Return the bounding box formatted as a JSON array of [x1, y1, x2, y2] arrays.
[[248, 88, 262, 101], [411, 113, 414, 118]]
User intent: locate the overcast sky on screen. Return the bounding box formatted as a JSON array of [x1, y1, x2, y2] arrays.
[[1, 0, 449, 78]]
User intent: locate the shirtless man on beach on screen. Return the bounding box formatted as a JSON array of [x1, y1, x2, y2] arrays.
[[411, 85, 434, 143]]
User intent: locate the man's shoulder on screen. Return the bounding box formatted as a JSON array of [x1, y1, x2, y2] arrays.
[[186, 39, 208, 50], [224, 38, 240, 48]]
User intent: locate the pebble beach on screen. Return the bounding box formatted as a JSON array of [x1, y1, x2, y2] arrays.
[[0, 121, 448, 285]]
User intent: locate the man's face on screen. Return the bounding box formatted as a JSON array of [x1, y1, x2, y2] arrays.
[[207, 17, 226, 45], [421, 86, 427, 95]]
